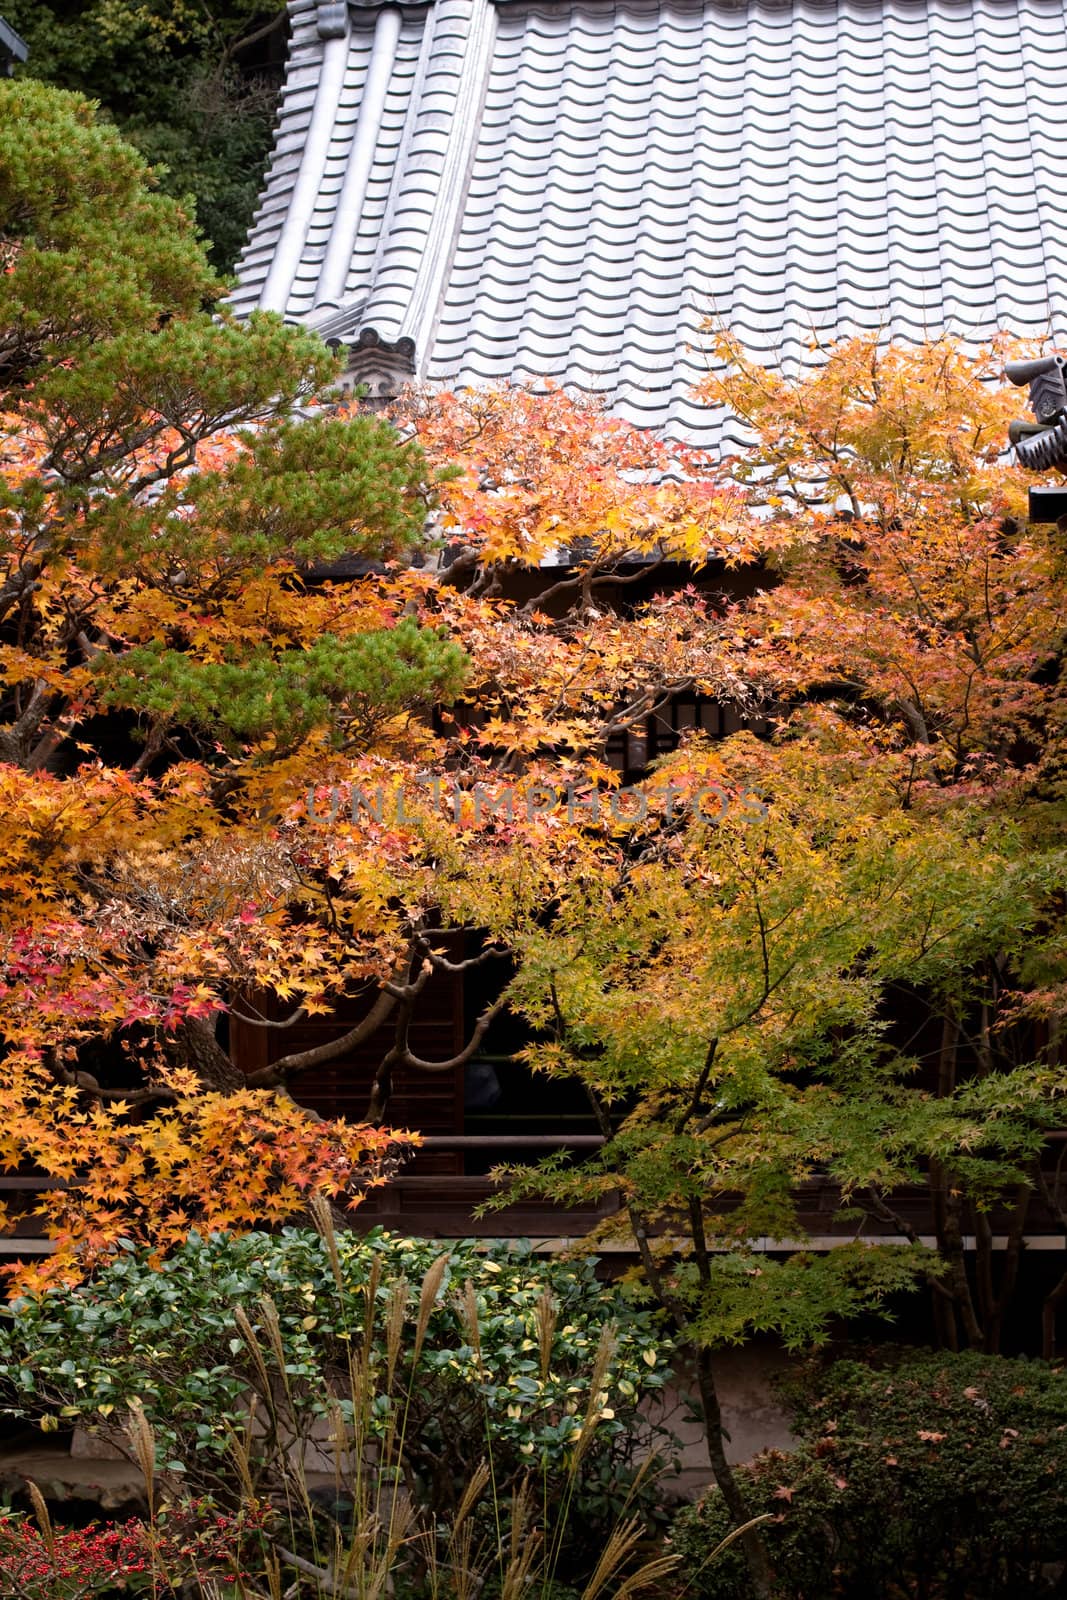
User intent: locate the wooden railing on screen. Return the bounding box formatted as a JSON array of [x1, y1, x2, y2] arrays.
[[2, 1135, 1065, 1251]]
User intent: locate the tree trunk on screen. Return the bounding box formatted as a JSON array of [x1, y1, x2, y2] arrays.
[[939, 1189, 983, 1350], [694, 1344, 779, 1600], [929, 1008, 983, 1350], [170, 1015, 245, 1092], [581, 1082, 778, 1595], [932, 1282, 959, 1352], [979, 1182, 1030, 1356], [1043, 1268, 1067, 1360]]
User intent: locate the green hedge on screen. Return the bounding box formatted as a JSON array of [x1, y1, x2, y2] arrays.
[[671, 1348, 1067, 1600], [0, 1228, 676, 1558]]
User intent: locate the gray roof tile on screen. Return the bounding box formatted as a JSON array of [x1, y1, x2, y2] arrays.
[[233, 0, 1067, 440]]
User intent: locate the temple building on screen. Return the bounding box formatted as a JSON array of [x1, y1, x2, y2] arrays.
[[234, 0, 1067, 443]]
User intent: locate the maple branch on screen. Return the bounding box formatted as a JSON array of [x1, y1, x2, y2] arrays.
[[752, 885, 772, 1003], [674, 1037, 719, 1136], [231, 1004, 309, 1030], [242, 939, 477, 1091], [53, 1063, 177, 1108], [411, 933, 510, 975], [518, 552, 667, 616], [438, 546, 480, 582], [0, 678, 51, 765], [596, 677, 695, 743], [861, 1188, 956, 1302], [1039, 1141, 1067, 1230], [245, 985, 400, 1086], [395, 995, 510, 1074], [75, 629, 107, 662], [891, 696, 932, 746], [175, 1015, 246, 1092], [548, 974, 567, 1040], [384, 959, 433, 1002], [688, 1192, 713, 1292], [582, 1077, 689, 1324]]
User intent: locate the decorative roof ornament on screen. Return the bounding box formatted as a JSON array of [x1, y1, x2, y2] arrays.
[[316, 1, 349, 36], [1007, 357, 1067, 470], [328, 327, 417, 406], [1006, 356, 1067, 523]]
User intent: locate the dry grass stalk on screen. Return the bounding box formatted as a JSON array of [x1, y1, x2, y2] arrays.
[[498, 1479, 542, 1600], [126, 1400, 156, 1512], [258, 1296, 290, 1395], [263, 1549, 284, 1600], [361, 1255, 383, 1345], [446, 1519, 478, 1600], [581, 1515, 642, 1600], [442, 1461, 492, 1600], [456, 1278, 482, 1372], [588, 1321, 618, 1400], [453, 1459, 491, 1533], [613, 1551, 681, 1600], [310, 1193, 346, 1301], [325, 1397, 349, 1492], [234, 1304, 275, 1407], [214, 1255, 668, 1600], [344, 1494, 416, 1600], [573, 1321, 619, 1465], [25, 1480, 54, 1558], [412, 1253, 449, 1367], [703, 1512, 774, 1563], [535, 1287, 558, 1382], [384, 1276, 409, 1392], [333, 1510, 383, 1574], [222, 1414, 257, 1502], [579, 1511, 680, 1600]]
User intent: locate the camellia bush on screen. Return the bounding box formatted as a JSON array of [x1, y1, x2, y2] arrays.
[[0, 1225, 676, 1586], [670, 1347, 1067, 1600]]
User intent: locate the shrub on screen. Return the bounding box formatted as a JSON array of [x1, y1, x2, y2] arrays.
[[0, 1497, 270, 1599], [0, 1226, 676, 1585], [670, 1347, 1067, 1600]]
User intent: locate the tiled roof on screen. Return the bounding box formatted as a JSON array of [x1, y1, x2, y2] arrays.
[[232, 0, 1067, 442]]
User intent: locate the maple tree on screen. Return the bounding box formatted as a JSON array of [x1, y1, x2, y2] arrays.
[[469, 337, 1067, 1594], [0, 80, 469, 1273], [699, 332, 1067, 1354], [0, 85, 757, 1278], [700, 331, 1062, 800], [487, 735, 1063, 1596]]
